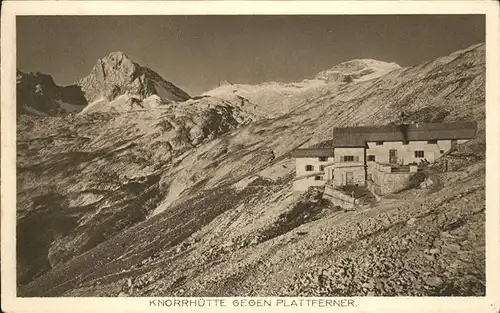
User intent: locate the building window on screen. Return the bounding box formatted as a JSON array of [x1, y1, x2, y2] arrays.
[[305, 165, 314, 171], [314, 176, 322, 181], [343, 156, 354, 162], [414, 151, 424, 158], [320, 165, 325, 171], [440, 150, 444, 154], [318, 156, 327, 162], [367, 155, 376, 161], [376, 141, 384, 145], [402, 141, 410, 145], [427, 140, 438, 144]]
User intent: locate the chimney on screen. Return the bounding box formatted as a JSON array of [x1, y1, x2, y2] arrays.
[[398, 123, 410, 142]]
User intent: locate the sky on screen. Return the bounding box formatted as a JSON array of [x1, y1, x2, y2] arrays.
[[17, 15, 485, 96]]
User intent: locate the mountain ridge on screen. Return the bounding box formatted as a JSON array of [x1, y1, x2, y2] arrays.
[[16, 51, 192, 116], [17, 52, 409, 117], [203, 58, 405, 117]]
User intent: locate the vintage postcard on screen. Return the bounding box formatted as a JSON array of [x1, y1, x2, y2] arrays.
[[1, 1, 499, 313]]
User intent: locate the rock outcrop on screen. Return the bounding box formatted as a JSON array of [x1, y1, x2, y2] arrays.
[[16, 70, 87, 116]]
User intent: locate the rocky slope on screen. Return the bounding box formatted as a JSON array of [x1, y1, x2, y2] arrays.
[[16, 96, 257, 285], [16, 43, 485, 297], [16, 52, 258, 284]]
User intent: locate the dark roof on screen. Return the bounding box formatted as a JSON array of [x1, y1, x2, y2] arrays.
[[290, 148, 335, 157], [332, 121, 477, 147]]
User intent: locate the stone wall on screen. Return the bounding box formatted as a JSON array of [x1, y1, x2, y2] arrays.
[[368, 163, 416, 195], [323, 185, 356, 209], [332, 165, 366, 187]]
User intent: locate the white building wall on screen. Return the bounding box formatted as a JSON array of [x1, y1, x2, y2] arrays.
[[295, 157, 334, 177], [324, 164, 335, 180], [365, 140, 455, 164], [334, 147, 365, 163], [293, 156, 334, 192]]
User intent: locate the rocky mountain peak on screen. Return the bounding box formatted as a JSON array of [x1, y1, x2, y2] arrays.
[[106, 50, 132, 60], [77, 51, 190, 104], [99, 51, 139, 76]]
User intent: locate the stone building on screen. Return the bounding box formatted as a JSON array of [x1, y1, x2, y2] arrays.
[[291, 121, 477, 194]]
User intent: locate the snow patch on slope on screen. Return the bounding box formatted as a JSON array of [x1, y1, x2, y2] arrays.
[[22, 105, 50, 116], [315, 59, 402, 83]]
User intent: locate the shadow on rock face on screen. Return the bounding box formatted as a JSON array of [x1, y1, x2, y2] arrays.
[[17, 192, 79, 286]]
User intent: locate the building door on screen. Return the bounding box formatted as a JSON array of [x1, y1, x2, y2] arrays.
[[346, 172, 354, 185], [389, 149, 398, 164], [451, 139, 458, 149]]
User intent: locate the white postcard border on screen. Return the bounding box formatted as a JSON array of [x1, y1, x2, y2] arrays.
[[1, 1, 499, 313]]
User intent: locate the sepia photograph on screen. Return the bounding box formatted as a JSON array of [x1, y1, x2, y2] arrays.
[[2, 2, 500, 312]]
